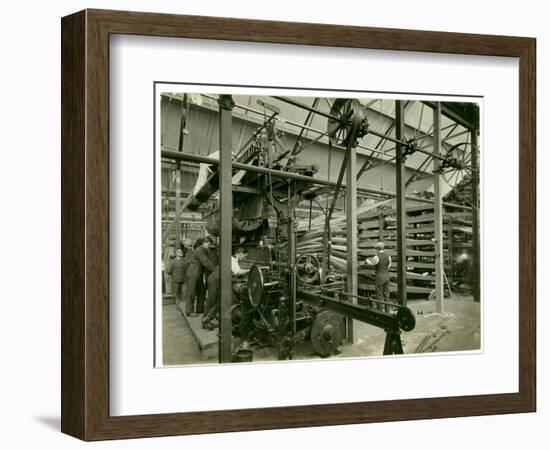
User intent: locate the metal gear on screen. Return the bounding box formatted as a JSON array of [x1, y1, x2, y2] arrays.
[[296, 254, 321, 284], [310, 310, 344, 357]]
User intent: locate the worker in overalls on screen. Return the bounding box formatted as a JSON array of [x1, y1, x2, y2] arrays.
[[184, 237, 215, 317], [203, 238, 220, 317], [175, 238, 194, 314], [365, 241, 392, 311]]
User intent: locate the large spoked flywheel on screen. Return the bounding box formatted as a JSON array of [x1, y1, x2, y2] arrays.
[[441, 141, 474, 190], [327, 98, 369, 147], [248, 265, 266, 309]]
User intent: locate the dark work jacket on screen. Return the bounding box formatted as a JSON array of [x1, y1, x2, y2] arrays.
[[187, 246, 217, 280], [206, 247, 219, 270], [166, 257, 188, 283], [375, 252, 390, 283]]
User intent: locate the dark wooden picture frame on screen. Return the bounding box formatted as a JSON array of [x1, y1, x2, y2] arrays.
[[61, 9, 536, 441]]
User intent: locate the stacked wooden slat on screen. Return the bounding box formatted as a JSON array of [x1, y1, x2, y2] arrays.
[[294, 199, 473, 298]]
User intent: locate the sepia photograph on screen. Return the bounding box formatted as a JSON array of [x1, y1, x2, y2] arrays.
[[156, 88, 481, 366]]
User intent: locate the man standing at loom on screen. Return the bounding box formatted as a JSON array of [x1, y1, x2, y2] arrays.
[[365, 242, 392, 311], [202, 247, 249, 331]]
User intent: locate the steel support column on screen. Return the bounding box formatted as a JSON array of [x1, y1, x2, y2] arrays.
[[218, 95, 234, 363], [288, 215, 297, 337], [174, 165, 181, 245], [346, 145, 358, 343], [433, 103, 444, 313], [174, 96, 188, 248], [395, 101, 408, 306], [471, 128, 480, 303]]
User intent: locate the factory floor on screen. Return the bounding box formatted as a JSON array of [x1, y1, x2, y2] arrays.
[[338, 295, 481, 359], [162, 295, 481, 366], [162, 302, 217, 366]]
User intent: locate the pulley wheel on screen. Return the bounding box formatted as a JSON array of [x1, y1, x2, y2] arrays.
[[396, 307, 416, 332], [296, 254, 321, 284], [247, 265, 266, 308], [327, 98, 367, 146], [311, 311, 344, 357]]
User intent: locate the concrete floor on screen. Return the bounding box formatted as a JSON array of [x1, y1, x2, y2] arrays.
[[339, 296, 481, 359], [162, 296, 481, 366]]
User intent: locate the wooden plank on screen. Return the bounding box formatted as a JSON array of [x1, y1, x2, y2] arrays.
[[406, 213, 435, 224], [358, 283, 433, 294], [403, 261, 437, 269], [357, 249, 436, 257], [407, 238, 437, 246], [387, 214, 469, 226], [359, 227, 451, 238], [449, 217, 472, 226], [331, 249, 347, 260], [453, 226, 472, 235], [357, 207, 395, 220], [406, 225, 451, 234], [406, 204, 435, 214], [331, 237, 347, 245], [334, 249, 438, 261], [183, 314, 218, 359], [360, 229, 397, 238], [357, 219, 382, 230], [447, 212, 473, 219], [331, 230, 348, 236], [358, 238, 435, 248], [359, 270, 435, 282], [356, 203, 434, 221], [297, 244, 323, 252]]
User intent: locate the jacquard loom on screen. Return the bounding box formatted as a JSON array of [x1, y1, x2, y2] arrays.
[[161, 94, 479, 362]]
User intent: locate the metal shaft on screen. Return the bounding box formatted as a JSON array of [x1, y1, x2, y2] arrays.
[[161, 149, 473, 210]]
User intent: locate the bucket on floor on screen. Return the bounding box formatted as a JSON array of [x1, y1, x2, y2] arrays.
[[233, 349, 253, 363]]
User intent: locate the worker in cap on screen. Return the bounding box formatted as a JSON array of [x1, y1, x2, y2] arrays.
[[167, 247, 188, 310], [365, 241, 392, 311], [171, 239, 195, 315]]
